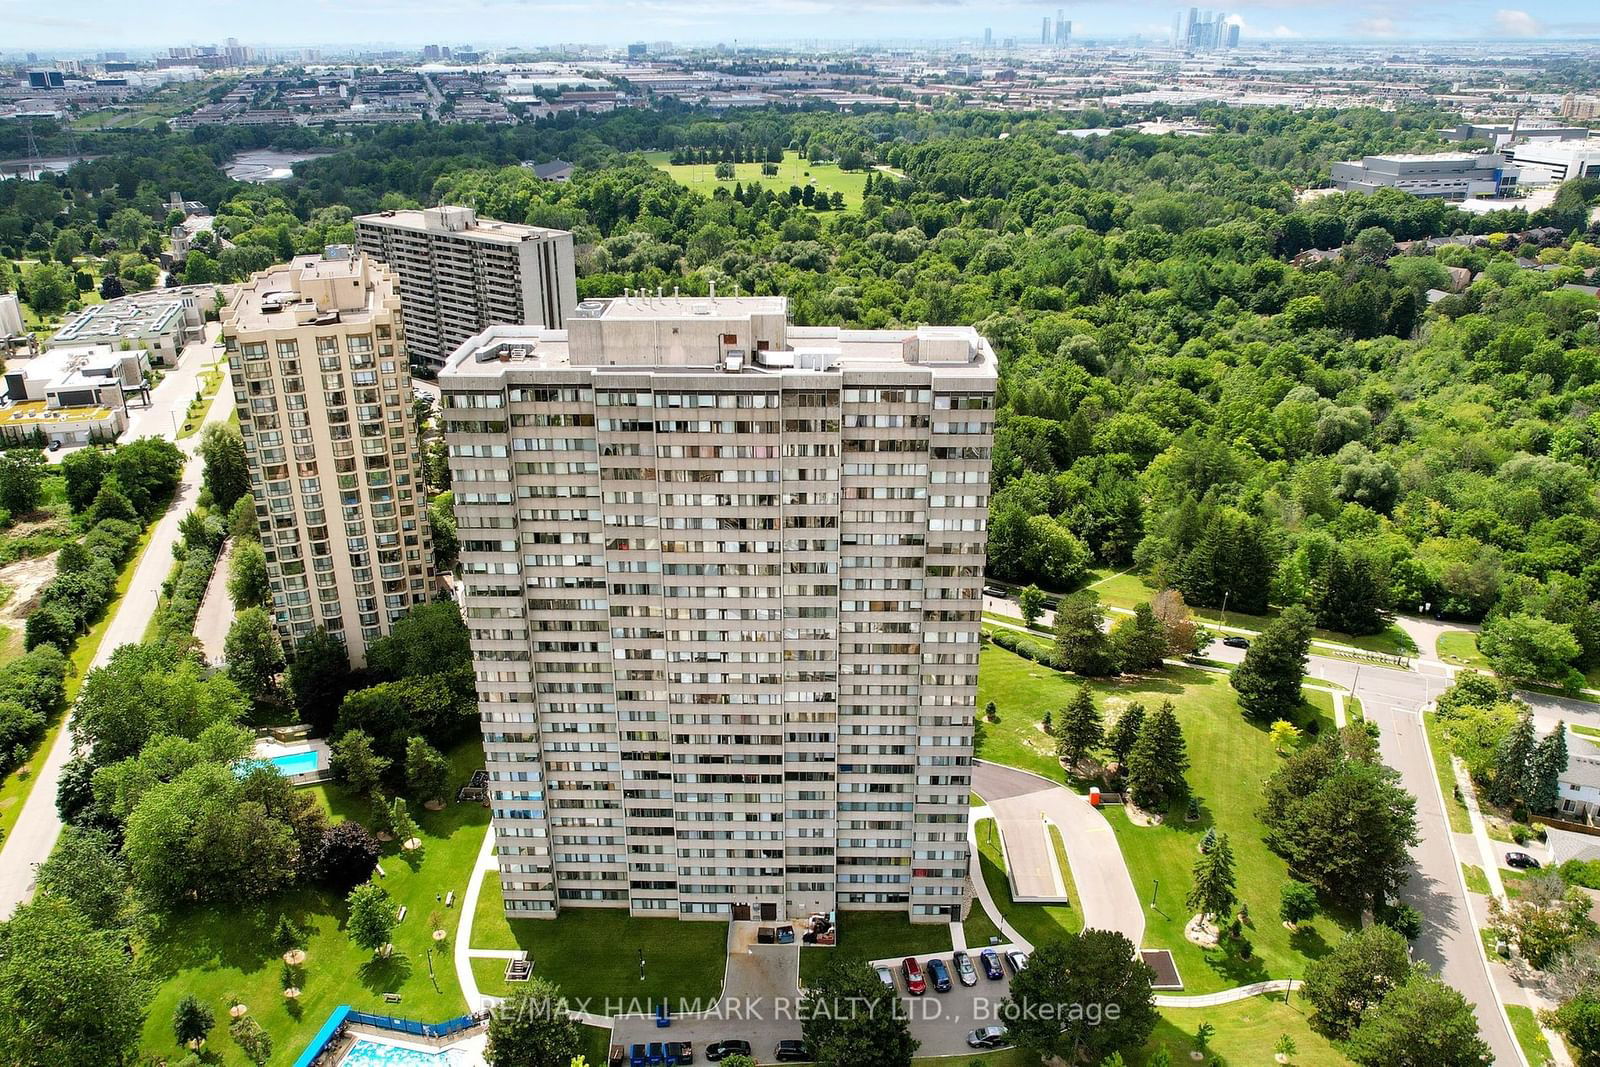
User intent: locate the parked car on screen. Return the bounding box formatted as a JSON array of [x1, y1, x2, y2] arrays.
[[967, 1026, 1008, 1050], [47, 439, 60, 452], [704, 1041, 750, 1062], [901, 956, 926, 995], [774, 1040, 811, 1062], [953, 950, 977, 986], [1006, 950, 1029, 975], [1506, 851, 1542, 870], [927, 957, 953, 993], [874, 964, 895, 990], [979, 948, 1004, 980], [1222, 636, 1250, 649], [664, 1042, 694, 1065]]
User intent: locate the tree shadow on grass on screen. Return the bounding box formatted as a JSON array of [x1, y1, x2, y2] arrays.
[[1204, 934, 1271, 988], [140, 890, 338, 979], [1287, 923, 1331, 960], [358, 951, 413, 995]]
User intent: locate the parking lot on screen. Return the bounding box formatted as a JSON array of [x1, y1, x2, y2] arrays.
[[608, 939, 1022, 1063]]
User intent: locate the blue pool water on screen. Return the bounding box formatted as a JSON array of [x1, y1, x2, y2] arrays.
[[236, 749, 321, 777], [339, 1038, 452, 1066]]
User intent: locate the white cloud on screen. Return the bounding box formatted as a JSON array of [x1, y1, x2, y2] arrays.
[[1354, 16, 1400, 35], [1493, 8, 1543, 35]]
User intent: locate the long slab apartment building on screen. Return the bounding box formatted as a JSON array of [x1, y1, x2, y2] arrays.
[[354, 206, 577, 370], [440, 294, 996, 922]]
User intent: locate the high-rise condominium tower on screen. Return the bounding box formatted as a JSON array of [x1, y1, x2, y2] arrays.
[[354, 206, 577, 371], [440, 295, 995, 923], [223, 251, 434, 666]]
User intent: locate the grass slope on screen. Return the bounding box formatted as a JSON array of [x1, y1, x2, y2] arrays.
[[138, 742, 489, 1066], [973, 816, 1082, 947], [977, 643, 1354, 994], [644, 150, 871, 211]]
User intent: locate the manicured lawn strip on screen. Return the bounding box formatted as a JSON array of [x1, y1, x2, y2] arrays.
[[979, 642, 1352, 994], [470, 878, 727, 1009], [1573, 724, 1600, 741], [1082, 569, 1416, 658], [139, 741, 490, 1066], [643, 150, 870, 211], [1438, 630, 1489, 669], [915, 1050, 1039, 1067], [1506, 1003, 1554, 1067], [962, 893, 1004, 950], [1462, 864, 1492, 896], [1135, 992, 1351, 1066], [0, 519, 156, 843], [974, 816, 1081, 947], [800, 910, 954, 984], [1423, 711, 1474, 835]]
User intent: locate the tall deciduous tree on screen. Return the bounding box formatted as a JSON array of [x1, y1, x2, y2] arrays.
[[1231, 604, 1314, 721], [486, 979, 582, 1067], [285, 626, 352, 735], [227, 540, 270, 611], [346, 883, 395, 954], [1001, 929, 1158, 1064], [0, 895, 150, 1067], [224, 606, 284, 702], [330, 730, 389, 795], [199, 422, 249, 511], [1018, 584, 1047, 627], [405, 736, 451, 806], [800, 955, 918, 1067], [1345, 974, 1490, 1067], [1113, 602, 1168, 672], [1302, 925, 1413, 1039]]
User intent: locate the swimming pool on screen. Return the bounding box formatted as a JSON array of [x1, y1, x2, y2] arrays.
[[236, 748, 321, 777], [339, 1038, 463, 1066]]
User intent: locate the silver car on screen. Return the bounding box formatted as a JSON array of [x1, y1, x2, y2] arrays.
[[874, 964, 895, 990], [953, 950, 978, 986], [968, 1025, 1007, 1050]]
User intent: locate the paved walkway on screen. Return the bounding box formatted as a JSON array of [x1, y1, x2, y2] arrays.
[[194, 538, 234, 664], [971, 759, 1144, 948], [1153, 979, 1300, 1008], [453, 825, 498, 1013], [0, 367, 235, 917]]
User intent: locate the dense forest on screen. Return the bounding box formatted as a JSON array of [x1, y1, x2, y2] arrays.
[[4, 104, 1600, 690]]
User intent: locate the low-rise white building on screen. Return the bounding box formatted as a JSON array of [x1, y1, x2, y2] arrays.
[[0, 343, 144, 444], [49, 287, 210, 365], [1329, 152, 1518, 201]]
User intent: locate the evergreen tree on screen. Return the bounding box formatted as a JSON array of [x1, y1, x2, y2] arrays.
[[1113, 602, 1168, 671], [1056, 684, 1104, 771], [1107, 701, 1146, 767], [1529, 722, 1568, 815], [1053, 591, 1119, 676], [1126, 700, 1189, 812], [172, 993, 215, 1048], [1311, 546, 1392, 636], [1231, 604, 1314, 720], [1186, 832, 1237, 924], [1488, 709, 1538, 807]]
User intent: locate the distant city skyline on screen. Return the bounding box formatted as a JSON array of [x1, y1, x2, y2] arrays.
[[5, 0, 1600, 50]]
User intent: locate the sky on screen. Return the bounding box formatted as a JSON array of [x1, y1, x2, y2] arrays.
[[3, 0, 1599, 49]]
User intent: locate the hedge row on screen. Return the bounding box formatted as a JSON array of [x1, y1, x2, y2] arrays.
[[22, 517, 142, 652], [0, 645, 69, 776], [988, 626, 1069, 671]]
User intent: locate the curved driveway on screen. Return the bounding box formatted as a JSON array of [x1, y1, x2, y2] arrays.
[[972, 760, 1145, 949]]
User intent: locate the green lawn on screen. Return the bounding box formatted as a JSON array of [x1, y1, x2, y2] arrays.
[[1438, 630, 1489, 669], [1462, 864, 1492, 896], [976, 642, 1353, 994], [1506, 1003, 1554, 1067], [798, 910, 954, 984], [0, 519, 156, 844], [1135, 992, 1352, 1066], [972, 816, 1082, 948], [1083, 569, 1416, 658], [470, 880, 728, 1010], [1423, 711, 1474, 835], [962, 893, 1004, 950], [139, 741, 490, 1066], [643, 150, 871, 211]]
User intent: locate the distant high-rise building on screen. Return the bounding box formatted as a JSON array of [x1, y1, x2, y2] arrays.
[[1041, 16, 1051, 43], [422, 44, 441, 60], [1061, 19, 1072, 43], [1171, 13, 1181, 45], [983, 26, 993, 48], [1225, 22, 1240, 47], [628, 42, 648, 59], [354, 206, 577, 371], [440, 295, 995, 921], [223, 252, 434, 666]]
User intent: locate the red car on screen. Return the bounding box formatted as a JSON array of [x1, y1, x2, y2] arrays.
[[901, 956, 926, 995]]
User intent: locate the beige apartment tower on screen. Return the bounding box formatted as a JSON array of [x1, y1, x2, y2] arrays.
[[439, 295, 995, 923], [223, 252, 434, 666], [354, 206, 578, 370]]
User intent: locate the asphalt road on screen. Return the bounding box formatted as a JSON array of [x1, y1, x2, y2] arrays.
[[0, 359, 236, 917], [1202, 639, 1523, 1066]]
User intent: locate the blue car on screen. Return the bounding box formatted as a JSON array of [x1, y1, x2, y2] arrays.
[[926, 957, 953, 993], [979, 948, 1004, 980]]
